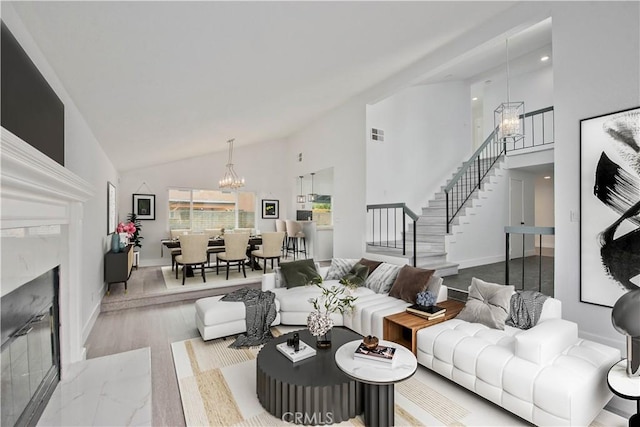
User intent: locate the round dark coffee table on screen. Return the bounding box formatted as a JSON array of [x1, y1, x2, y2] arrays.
[[256, 328, 363, 425]]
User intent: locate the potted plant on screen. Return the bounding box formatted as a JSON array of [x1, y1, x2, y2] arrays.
[[126, 213, 143, 249], [306, 277, 357, 349]]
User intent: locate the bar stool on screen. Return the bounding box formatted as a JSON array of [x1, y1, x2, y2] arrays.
[[275, 219, 287, 257], [285, 220, 307, 259]]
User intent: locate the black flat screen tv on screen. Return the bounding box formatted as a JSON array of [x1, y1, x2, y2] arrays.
[[1, 21, 64, 166]]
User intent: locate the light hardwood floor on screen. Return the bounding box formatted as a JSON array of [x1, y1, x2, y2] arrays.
[[86, 271, 204, 426]]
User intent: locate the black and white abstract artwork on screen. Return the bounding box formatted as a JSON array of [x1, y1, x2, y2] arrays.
[[580, 106, 640, 307]]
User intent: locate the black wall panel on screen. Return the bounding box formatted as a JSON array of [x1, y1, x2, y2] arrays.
[[1, 22, 64, 166]]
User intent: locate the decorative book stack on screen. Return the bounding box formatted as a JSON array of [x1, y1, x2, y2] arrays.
[[406, 304, 446, 320], [353, 342, 396, 364], [276, 340, 316, 363]]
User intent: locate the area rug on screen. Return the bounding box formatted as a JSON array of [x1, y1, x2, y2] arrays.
[[171, 328, 581, 427], [161, 265, 263, 290]]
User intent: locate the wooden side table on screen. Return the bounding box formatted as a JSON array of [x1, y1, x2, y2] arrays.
[[383, 299, 465, 355]]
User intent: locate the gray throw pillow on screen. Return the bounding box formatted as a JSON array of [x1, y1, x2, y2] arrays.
[[280, 259, 322, 288], [456, 277, 514, 330], [325, 258, 359, 280], [365, 263, 402, 294], [340, 263, 369, 287]]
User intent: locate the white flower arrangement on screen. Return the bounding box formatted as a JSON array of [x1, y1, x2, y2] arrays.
[[306, 279, 358, 337]]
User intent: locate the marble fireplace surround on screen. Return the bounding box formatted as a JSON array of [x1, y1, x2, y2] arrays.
[[1, 128, 94, 377]]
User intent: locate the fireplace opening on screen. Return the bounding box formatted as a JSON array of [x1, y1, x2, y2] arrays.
[[1, 266, 60, 427]]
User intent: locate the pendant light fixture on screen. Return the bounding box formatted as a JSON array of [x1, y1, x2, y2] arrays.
[[307, 173, 317, 202], [219, 138, 245, 189], [494, 38, 525, 143], [296, 176, 306, 203]]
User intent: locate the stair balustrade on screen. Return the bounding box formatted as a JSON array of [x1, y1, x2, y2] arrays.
[[366, 203, 418, 266], [444, 128, 504, 233], [444, 106, 554, 233]]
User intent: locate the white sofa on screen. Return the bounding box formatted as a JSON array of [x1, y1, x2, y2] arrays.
[[196, 261, 619, 426], [262, 265, 447, 338], [416, 298, 620, 426]]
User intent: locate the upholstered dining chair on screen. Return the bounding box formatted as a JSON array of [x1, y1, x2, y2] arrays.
[[170, 229, 191, 270], [216, 233, 250, 279], [251, 231, 285, 273], [285, 220, 306, 259], [174, 233, 208, 286], [275, 219, 287, 256]]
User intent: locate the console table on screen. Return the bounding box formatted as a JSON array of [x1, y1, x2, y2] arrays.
[[104, 244, 133, 294]]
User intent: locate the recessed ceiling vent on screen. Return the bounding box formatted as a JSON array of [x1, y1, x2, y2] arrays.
[[371, 128, 385, 142]]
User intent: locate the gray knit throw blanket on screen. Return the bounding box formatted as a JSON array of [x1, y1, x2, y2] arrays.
[[505, 290, 548, 330], [221, 287, 277, 348]]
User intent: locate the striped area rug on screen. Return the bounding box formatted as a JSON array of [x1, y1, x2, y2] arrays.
[[170, 329, 624, 427]]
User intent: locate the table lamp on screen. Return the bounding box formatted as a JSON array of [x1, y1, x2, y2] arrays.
[[612, 288, 640, 377]]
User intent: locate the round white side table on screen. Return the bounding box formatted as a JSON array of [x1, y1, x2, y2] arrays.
[[335, 339, 417, 427], [607, 359, 640, 427]]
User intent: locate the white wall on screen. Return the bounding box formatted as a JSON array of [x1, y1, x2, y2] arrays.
[[2, 5, 119, 344], [552, 1, 639, 416], [286, 101, 366, 258], [366, 82, 472, 213], [118, 139, 290, 266], [534, 173, 555, 248]]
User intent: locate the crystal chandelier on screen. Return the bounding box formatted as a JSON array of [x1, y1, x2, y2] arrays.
[[494, 38, 525, 143], [297, 176, 306, 203], [307, 172, 317, 202], [218, 138, 245, 189]]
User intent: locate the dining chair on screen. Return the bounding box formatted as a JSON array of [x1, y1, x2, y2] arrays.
[[275, 219, 287, 256], [285, 220, 306, 259], [174, 233, 208, 285], [216, 233, 250, 279], [251, 231, 285, 273]]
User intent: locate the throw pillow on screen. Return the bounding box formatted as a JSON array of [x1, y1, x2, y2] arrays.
[[425, 275, 443, 300], [456, 277, 514, 330], [340, 263, 370, 287], [325, 258, 359, 280], [358, 258, 383, 275], [280, 259, 322, 289], [388, 265, 435, 303], [365, 263, 402, 294]]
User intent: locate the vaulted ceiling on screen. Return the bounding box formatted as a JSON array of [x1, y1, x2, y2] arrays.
[[10, 1, 532, 171]]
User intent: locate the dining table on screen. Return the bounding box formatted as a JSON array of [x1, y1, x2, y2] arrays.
[[161, 235, 264, 272]]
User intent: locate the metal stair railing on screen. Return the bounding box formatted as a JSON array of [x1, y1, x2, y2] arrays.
[[444, 128, 503, 234], [366, 203, 418, 266], [444, 106, 554, 233]]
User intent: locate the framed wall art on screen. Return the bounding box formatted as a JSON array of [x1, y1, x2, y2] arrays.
[[262, 199, 279, 219], [132, 193, 156, 220], [580, 106, 640, 307], [107, 181, 116, 234]]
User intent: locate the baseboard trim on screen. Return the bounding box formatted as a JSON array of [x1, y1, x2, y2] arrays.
[[82, 299, 101, 345], [455, 255, 504, 270]]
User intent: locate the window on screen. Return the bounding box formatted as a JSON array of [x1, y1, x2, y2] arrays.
[[168, 188, 255, 231], [312, 195, 332, 226]]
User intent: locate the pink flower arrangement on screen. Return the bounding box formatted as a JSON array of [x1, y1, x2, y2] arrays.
[[117, 221, 136, 237]]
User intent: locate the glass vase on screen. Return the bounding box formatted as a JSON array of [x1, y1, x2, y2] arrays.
[[316, 328, 332, 349]]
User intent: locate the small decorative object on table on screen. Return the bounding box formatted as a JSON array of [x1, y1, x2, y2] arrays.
[[276, 333, 316, 363], [612, 288, 640, 377], [307, 278, 358, 349], [416, 290, 436, 307], [406, 304, 446, 320], [354, 342, 396, 364], [363, 335, 379, 350], [110, 232, 121, 253]]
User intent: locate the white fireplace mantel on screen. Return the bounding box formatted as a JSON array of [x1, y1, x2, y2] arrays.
[[1, 128, 95, 374]]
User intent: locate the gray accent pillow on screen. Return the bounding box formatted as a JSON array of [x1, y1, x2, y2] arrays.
[[280, 259, 322, 288], [456, 277, 514, 330], [365, 263, 402, 294], [325, 258, 359, 280]]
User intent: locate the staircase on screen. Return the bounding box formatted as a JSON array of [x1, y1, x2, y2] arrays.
[[366, 156, 504, 276], [365, 106, 554, 276]]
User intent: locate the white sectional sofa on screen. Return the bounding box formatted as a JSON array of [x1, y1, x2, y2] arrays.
[[195, 260, 620, 426], [416, 297, 620, 426], [262, 265, 448, 338]]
